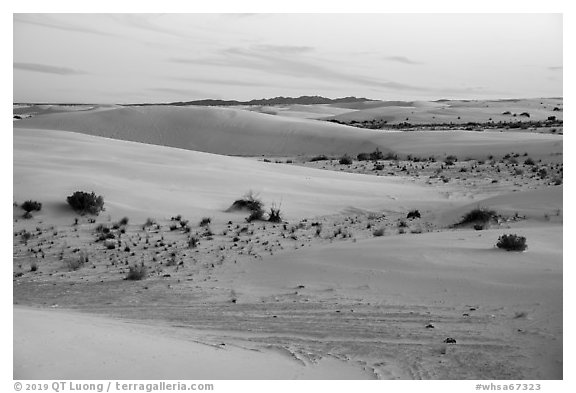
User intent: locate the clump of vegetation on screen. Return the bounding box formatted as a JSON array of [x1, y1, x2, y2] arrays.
[[126, 263, 148, 280], [524, 158, 535, 166], [199, 217, 212, 227], [268, 205, 282, 223], [458, 208, 498, 226], [407, 210, 421, 219], [227, 191, 263, 213], [496, 234, 527, 251], [339, 154, 352, 165], [67, 191, 104, 215], [309, 155, 329, 162], [188, 236, 199, 248], [21, 200, 42, 214], [118, 217, 129, 226], [372, 228, 385, 237], [67, 251, 88, 271]]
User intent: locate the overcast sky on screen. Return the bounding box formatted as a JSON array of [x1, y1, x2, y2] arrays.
[[13, 13, 562, 103]]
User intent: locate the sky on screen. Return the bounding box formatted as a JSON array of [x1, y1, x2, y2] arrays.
[[13, 13, 563, 104]]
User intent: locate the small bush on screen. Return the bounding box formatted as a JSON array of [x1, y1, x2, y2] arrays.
[[118, 217, 129, 226], [372, 228, 385, 237], [21, 200, 42, 213], [67, 191, 104, 215], [199, 217, 212, 227], [309, 155, 329, 162], [407, 210, 421, 219], [496, 234, 527, 251], [228, 191, 264, 213], [67, 251, 88, 271], [188, 236, 199, 248], [268, 206, 282, 223], [369, 148, 384, 161], [357, 152, 371, 161], [524, 158, 535, 166], [339, 154, 352, 165], [459, 208, 497, 225], [126, 263, 148, 280]]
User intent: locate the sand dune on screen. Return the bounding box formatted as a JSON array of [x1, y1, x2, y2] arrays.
[[14, 105, 387, 156], [327, 98, 563, 124], [13, 127, 446, 223], [14, 105, 562, 161]]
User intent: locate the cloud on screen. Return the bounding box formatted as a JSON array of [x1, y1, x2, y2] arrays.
[[147, 87, 215, 98], [253, 45, 315, 55], [384, 56, 423, 65], [14, 14, 120, 38], [170, 47, 432, 93], [14, 62, 85, 75], [169, 77, 266, 87]]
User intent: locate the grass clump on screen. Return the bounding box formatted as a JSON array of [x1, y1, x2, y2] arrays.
[[21, 200, 42, 213], [126, 263, 148, 280], [199, 217, 212, 227], [309, 155, 329, 162], [268, 205, 282, 223], [339, 154, 352, 165], [459, 208, 497, 225], [67, 191, 104, 215], [496, 234, 527, 251]]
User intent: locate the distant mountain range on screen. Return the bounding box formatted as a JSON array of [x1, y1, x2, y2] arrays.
[[125, 96, 374, 107]]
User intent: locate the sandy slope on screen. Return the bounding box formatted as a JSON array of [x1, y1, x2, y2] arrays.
[[326, 98, 563, 124], [13, 127, 446, 223], [12, 120, 563, 380], [13, 105, 562, 160], [13, 105, 386, 156], [215, 225, 562, 379], [14, 307, 372, 380]]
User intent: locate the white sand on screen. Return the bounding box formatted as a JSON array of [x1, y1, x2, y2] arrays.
[[14, 307, 372, 380]]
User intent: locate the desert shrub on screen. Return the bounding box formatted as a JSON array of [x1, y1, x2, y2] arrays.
[[20, 230, 32, 243], [21, 200, 42, 213], [143, 218, 156, 228], [126, 263, 148, 280], [372, 228, 385, 237], [228, 191, 264, 213], [407, 210, 421, 219], [496, 234, 527, 251], [67, 191, 104, 215], [519, 112, 530, 118], [188, 236, 199, 248], [246, 209, 264, 222], [268, 206, 282, 223], [552, 176, 562, 185], [523, 158, 535, 166], [118, 217, 129, 226], [369, 148, 384, 161], [67, 251, 88, 271], [538, 168, 548, 179], [357, 152, 371, 161], [459, 208, 497, 225], [199, 217, 211, 227], [384, 152, 398, 161], [374, 164, 385, 170], [339, 154, 352, 165], [309, 155, 329, 162]]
